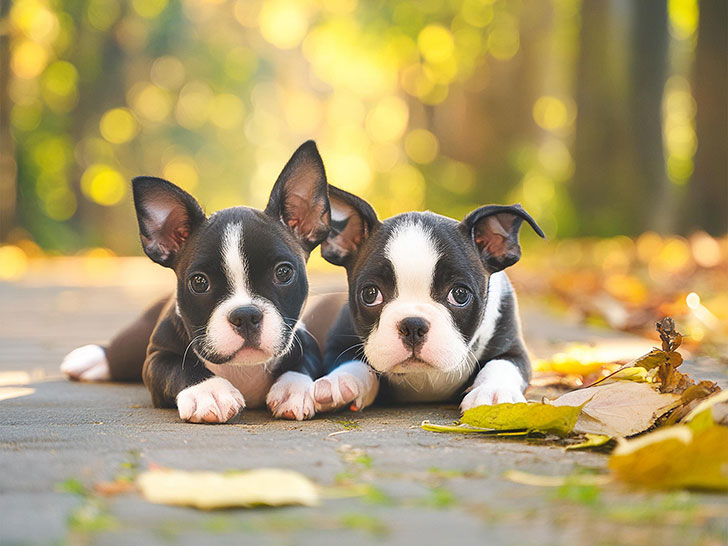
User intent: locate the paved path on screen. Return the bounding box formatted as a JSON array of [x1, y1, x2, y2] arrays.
[[1, 266, 726, 545]]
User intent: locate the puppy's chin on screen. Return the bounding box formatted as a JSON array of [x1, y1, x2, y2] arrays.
[[388, 358, 435, 374], [227, 347, 274, 366], [194, 346, 274, 367]]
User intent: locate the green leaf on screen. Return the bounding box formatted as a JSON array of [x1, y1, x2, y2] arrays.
[[609, 424, 728, 491], [460, 402, 581, 436]]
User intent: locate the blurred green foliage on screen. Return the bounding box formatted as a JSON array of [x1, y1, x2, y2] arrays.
[[1, 0, 725, 254]]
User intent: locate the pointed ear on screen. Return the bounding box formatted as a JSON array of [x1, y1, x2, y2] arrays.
[[132, 176, 206, 268], [461, 204, 545, 273], [321, 185, 380, 268], [264, 140, 331, 254]]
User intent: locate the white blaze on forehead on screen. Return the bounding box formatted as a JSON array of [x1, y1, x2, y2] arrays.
[[221, 222, 251, 299], [385, 220, 441, 300]]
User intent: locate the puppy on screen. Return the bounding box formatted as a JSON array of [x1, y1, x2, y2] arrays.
[[311, 187, 544, 414], [62, 141, 331, 423]]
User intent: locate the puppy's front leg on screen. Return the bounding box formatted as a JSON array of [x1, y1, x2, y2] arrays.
[[144, 349, 245, 424], [460, 359, 527, 412], [266, 327, 320, 421], [313, 361, 379, 413]]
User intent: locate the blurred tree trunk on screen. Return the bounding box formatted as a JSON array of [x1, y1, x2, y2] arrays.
[[685, 0, 728, 234], [629, 0, 668, 233], [0, 0, 16, 242], [572, 0, 629, 236]]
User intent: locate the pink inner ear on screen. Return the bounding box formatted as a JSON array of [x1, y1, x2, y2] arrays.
[[474, 215, 512, 257], [159, 207, 191, 251]]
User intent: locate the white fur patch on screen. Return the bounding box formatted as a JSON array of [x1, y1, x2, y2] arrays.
[[176, 376, 246, 423], [266, 371, 315, 421], [60, 345, 111, 382], [203, 222, 287, 363], [459, 359, 526, 411], [313, 361, 379, 412], [468, 271, 509, 356], [386, 367, 470, 402], [203, 361, 275, 408], [363, 220, 471, 379]]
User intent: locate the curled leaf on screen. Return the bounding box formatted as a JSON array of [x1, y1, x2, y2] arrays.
[[461, 402, 581, 436], [565, 434, 612, 451], [137, 468, 319, 510]]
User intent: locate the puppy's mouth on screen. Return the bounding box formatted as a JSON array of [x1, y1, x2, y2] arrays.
[[194, 343, 274, 367], [388, 357, 436, 374]]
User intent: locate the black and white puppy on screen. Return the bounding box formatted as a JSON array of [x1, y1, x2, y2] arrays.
[[311, 187, 544, 414], [61, 141, 331, 423]]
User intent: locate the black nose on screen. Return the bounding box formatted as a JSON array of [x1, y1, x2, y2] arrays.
[[228, 305, 263, 334], [397, 317, 430, 348]]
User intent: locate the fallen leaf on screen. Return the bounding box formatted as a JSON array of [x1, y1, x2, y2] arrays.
[[552, 381, 680, 437], [461, 403, 581, 436], [682, 389, 728, 432], [420, 421, 528, 436], [137, 468, 319, 509], [503, 470, 612, 487], [609, 424, 728, 491], [565, 434, 612, 451], [661, 381, 722, 426]]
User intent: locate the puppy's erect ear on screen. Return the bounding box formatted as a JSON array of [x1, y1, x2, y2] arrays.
[[132, 176, 206, 268], [461, 204, 545, 273], [265, 140, 331, 254], [321, 185, 380, 268]]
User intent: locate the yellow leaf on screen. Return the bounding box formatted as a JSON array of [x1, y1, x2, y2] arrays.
[[137, 468, 319, 509], [565, 433, 612, 451], [503, 470, 612, 487], [609, 424, 728, 491], [420, 420, 528, 436], [461, 402, 581, 436]]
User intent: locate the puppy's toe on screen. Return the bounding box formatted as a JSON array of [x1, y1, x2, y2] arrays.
[[313, 362, 379, 413], [460, 384, 526, 412], [60, 345, 111, 382], [176, 377, 245, 424], [267, 372, 315, 421]]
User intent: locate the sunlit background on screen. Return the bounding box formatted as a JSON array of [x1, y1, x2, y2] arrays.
[[0, 0, 726, 346]]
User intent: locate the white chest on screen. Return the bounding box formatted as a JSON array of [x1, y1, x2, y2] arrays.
[[386, 370, 468, 402], [204, 362, 276, 408]]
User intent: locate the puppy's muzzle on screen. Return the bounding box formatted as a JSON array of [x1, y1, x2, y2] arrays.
[[397, 316, 430, 350], [228, 305, 263, 340]]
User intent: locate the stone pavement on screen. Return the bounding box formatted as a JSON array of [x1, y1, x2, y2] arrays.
[[1, 262, 726, 545]]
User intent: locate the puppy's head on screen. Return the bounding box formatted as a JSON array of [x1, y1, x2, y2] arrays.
[[322, 187, 544, 376], [133, 141, 331, 366]]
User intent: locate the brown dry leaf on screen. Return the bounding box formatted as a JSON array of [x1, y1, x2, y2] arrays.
[[552, 381, 680, 437], [661, 381, 723, 426], [137, 468, 319, 509]]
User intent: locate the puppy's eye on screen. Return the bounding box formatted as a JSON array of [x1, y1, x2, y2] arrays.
[[447, 286, 472, 307], [360, 285, 383, 306], [274, 263, 295, 285], [189, 273, 210, 294]]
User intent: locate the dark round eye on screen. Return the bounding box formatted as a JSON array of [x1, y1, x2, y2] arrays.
[[274, 263, 294, 285], [189, 273, 209, 294], [447, 286, 472, 307], [360, 285, 383, 306]]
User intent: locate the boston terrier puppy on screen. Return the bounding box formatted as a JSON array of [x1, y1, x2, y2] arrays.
[[61, 141, 331, 423], [310, 187, 545, 414]]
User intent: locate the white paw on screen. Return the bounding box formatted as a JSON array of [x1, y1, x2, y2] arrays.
[[176, 377, 245, 424], [60, 345, 111, 382], [266, 371, 315, 421], [313, 361, 379, 413], [460, 383, 526, 412]]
